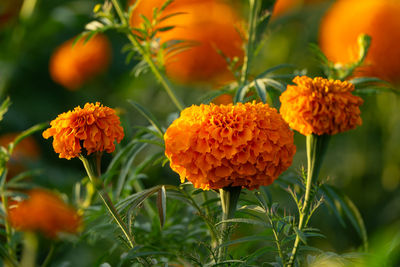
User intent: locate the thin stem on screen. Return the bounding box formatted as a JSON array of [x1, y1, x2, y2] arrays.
[[79, 155, 135, 249], [110, 0, 184, 111], [239, 0, 258, 88], [0, 169, 14, 259], [287, 134, 329, 267], [217, 186, 241, 262], [40, 243, 54, 267], [267, 216, 285, 264]]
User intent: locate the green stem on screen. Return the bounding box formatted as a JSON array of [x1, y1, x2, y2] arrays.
[[267, 215, 285, 264], [217, 186, 241, 262], [287, 134, 330, 267], [110, 0, 184, 111], [239, 0, 258, 89], [0, 169, 14, 259], [20, 232, 38, 267], [40, 243, 54, 267], [79, 155, 135, 249]]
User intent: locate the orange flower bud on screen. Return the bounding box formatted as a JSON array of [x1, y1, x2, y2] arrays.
[[319, 0, 400, 85], [129, 0, 244, 86], [49, 34, 111, 90], [8, 189, 81, 238]]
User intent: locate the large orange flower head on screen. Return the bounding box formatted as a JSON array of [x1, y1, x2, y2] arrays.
[[164, 102, 296, 190], [129, 0, 244, 85], [279, 76, 363, 136], [42, 102, 124, 160], [49, 34, 111, 90], [319, 0, 400, 85], [8, 189, 81, 238]]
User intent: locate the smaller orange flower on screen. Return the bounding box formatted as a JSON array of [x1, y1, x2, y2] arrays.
[[43, 102, 124, 160], [8, 189, 81, 238], [279, 76, 363, 136], [49, 34, 111, 90]]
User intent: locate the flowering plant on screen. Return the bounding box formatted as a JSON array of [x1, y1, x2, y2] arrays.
[[0, 0, 398, 266]]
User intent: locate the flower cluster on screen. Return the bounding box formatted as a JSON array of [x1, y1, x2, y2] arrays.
[[8, 189, 81, 238], [279, 76, 363, 136], [49, 34, 111, 90], [164, 102, 296, 190], [43, 102, 124, 159]]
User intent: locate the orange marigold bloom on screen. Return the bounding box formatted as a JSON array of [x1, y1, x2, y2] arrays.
[[49, 34, 111, 90], [319, 0, 400, 85], [8, 189, 81, 238], [164, 102, 296, 190], [279, 76, 363, 136], [42, 102, 124, 160]]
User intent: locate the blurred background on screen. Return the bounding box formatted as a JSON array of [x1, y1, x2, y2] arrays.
[[0, 0, 399, 265]]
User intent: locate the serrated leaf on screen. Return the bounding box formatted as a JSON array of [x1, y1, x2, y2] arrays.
[[116, 185, 163, 212], [260, 78, 286, 92], [157, 186, 167, 228]]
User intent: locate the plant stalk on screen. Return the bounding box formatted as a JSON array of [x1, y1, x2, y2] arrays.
[[110, 0, 184, 111], [287, 134, 329, 267], [79, 155, 135, 249], [20, 232, 38, 267], [217, 186, 241, 262]]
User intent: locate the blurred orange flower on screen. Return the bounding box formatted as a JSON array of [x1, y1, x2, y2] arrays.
[[279, 76, 363, 136], [129, 0, 244, 86], [319, 0, 400, 85], [0, 133, 40, 179], [49, 34, 111, 90], [8, 189, 81, 238], [42, 102, 124, 160], [164, 102, 296, 190]]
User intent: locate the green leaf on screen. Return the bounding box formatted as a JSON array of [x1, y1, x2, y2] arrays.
[[115, 143, 147, 199], [217, 235, 272, 248], [254, 79, 267, 103], [322, 185, 368, 251], [256, 64, 294, 79], [216, 218, 268, 227], [9, 122, 48, 155], [128, 100, 164, 137], [0, 97, 11, 123], [294, 227, 308, 245], [259, 78, 286, 92], [157, 186, 167, 228], [116, 185, 163, 212], [233, 85, 249, 104]]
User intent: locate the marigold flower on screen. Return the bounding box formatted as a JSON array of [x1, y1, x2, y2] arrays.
[[279, 76, 363, 136], [319, 0, 400, 85], [8, 189, 81, 238], [129, 0, 244, 86], [42, 102, 124, 160], [49, 34, 111, 90], [164, 102, 296, 190]]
